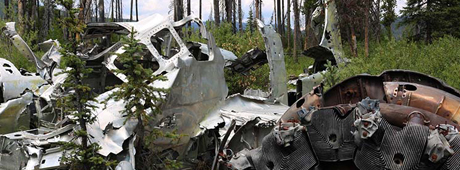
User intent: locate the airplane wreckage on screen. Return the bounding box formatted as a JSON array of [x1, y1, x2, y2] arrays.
[[0, 1, 460, 170]]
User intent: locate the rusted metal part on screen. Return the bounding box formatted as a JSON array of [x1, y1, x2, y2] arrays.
[[379, 103, 460, 129], [384, 82, 460, 123]]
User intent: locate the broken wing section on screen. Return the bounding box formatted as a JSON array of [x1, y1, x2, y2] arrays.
[[2, 22, 53, 81]]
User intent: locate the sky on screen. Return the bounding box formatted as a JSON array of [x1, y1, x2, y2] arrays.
[[112, 0, 408, 24]]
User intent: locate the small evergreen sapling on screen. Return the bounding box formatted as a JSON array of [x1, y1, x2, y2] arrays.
[[56, 0, 116, 169], [105, 28, 170, 166]]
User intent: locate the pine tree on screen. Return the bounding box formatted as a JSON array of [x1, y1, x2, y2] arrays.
[[105, 28, 168, 166], [402, 0, 460, 43], [248, 6, 255, 33], [56, 0, 115, 169], [382, 0, 396, 39]]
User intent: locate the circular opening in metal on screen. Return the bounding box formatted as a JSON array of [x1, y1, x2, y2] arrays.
[[404, 84, 417, 91], [328, 134, 337, 143], [393, 153, 404, 165]]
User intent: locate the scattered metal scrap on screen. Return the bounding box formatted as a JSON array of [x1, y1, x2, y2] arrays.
[[0, 14, 289, 169], [228, 70, 460, 170], [288, 0, 349, 106]]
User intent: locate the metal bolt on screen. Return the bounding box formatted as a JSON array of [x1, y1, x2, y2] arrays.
[[431, 154, 438, 161], [362, 131, 368, 137], [363, 121, 370, 127]]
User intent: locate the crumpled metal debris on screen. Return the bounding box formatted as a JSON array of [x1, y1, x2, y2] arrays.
[[352, 98, 382, 140], [273, 122, 304, 147], [0, 90, 33, 134], [230, 70, 460, 169], [0, 13, 293, 169], [426, 128, 455, 162]]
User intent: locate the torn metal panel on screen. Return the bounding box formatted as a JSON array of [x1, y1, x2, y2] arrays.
[[309, 0, 345, 63], [0, 91, 33, 134], [0, 136, 28, 170], [231, 70, 460, 169], [87, 89, 138, 156], [0, 58, 47, 102], [198, 94, 287, 157], [256, 20, 288, 105], [39, 39, 62, 68], [2, 22, 52, 81]]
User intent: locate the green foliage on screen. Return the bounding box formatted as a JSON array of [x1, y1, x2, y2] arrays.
[[106, 29, 168, 126], [320, 60, 340, 90], [247, 6, 255, 33], [382, 0, 397, 37], [59, 142, 117, 170], [402, 0, 460, 41], [56, 1, 114, 169], [186, 22, 314, 94], [0, 19, 38, 72], [329, 36, 460, 91]]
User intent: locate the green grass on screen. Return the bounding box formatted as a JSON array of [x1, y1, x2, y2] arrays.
[[0, 19, 40, 72], [334, 36, 460, 91]]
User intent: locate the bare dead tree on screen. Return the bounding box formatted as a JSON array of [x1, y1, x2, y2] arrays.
[[130, 0, 133, 21], [225, 0, 232, 23], [99, 0, 105, 22], [111, 0, 114, 21], [255, 0, 260, 19], [214, 0, 220, 25], [42, 0, 53, 39], [287, 0, 291, 49], [238, 0, 243, 32], [174, 0, 184, 21], [94, 0, 98, 21], [365, 0, 370, 58], [233, 0, 237, 33], [17, 0, 24, 34], [293, 0, 300, 62], [282, 0, 285, 35], [277, 0, 282, 34]]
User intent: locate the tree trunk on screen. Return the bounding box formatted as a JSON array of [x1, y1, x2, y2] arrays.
[[293, 0, 300, 63], [255, 0, 260, 19], [94, 0, 98, 22], [79, 0, 86, 22], [303, 8, 309, 50], [225, 0, 232, 23], [282, 0, 285, 35], [4, 0, 9, 20], [130, 0, 133, 21], [116, 0, 119, 21], [199, 0, 202, 19], [426, 0, 432, 43], [17, 0, 24, 35], [238, 0, 242, 32], [187, 0, 191, 36], [232, 0, 236, 33], [364, 0, 369, 58], [135, 0, 138, 21], [277, 0, 282, 34], [274, 0, 277, 26], [174, 0, 184, 21], [111, 0, 114, 21], [99, 0, 105, 22], [259, 0, 263, 19], [287, 0, 291, 49], [42, 0, 51, 39], [375, 0, 380, 43], [214, 0, 220, 25], [350, 24, 358, 58]]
